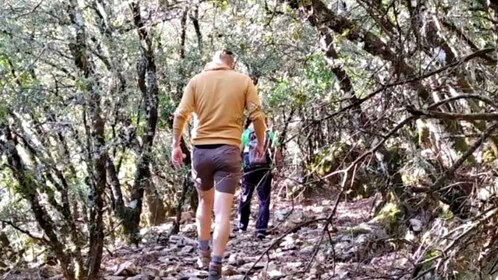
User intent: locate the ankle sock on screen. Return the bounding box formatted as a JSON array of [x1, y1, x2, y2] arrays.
[[199, 240, 209, 251], [211, 255, 222, 265]]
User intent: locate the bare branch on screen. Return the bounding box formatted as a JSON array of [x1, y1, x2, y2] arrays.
[[429, 122, 498, 193], [322, 116, 417, 180], [0, 220, 48, 243], [313, 47, 496, 124], [427, 94, 498, 111], [407, 106, 498, 121]]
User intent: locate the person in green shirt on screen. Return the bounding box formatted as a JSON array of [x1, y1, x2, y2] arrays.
[[236, 119, 282, 239]]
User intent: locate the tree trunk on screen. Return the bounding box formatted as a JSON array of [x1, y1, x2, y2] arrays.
[[144, 180, 167, 226], [1, 126, 75, 280], [67, 0, 106, 277], [118, 2, 161, 244], [167, 4, 198, 234], [190, 4, 203, 54]]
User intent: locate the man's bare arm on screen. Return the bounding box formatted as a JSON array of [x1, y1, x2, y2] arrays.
[[245, 78, 266, 146], [172, 80, 195, 147]]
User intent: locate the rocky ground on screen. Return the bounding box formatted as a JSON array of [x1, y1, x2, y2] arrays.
[[98, 192, 413, 280], [3, 191, 415, 280]]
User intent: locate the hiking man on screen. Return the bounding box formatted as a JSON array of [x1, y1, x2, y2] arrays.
[[171, 50, 266, 279], [237, 119, 282, 239]]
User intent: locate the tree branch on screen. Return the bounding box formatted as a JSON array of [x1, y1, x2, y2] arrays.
[[427, 94, 498, 111], [322, 116, 417, 180], [317, 47, 496, 123], [429, 122, 498, 192], [0, 220, 48, 243], [190, 4, 203, 53], [406, 106, 498, 121], [441, 20, 497, 64]]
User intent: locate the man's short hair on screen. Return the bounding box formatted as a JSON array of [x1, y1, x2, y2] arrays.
[[212, 49, 234, 67]]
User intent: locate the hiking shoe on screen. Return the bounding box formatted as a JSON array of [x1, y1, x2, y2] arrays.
[[231, 225, 246, 237], [234, 223, 247, 232], [197, 249, 210, 270], [256, 232, 266, 240], [208, 262, 222, 280]]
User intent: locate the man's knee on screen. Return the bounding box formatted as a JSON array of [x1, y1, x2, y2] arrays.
[[197, 189, 214, 204], [214, 211, 231, 225], [213, 192, 234, 215]]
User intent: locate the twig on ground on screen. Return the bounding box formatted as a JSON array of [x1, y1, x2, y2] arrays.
[[324, 224, 336, 273], [364, 271, 412, 280], [104, 245, 114, 257], [444, 207, 498, 252], [412, 266, 436, 280], [489, 257, 498, 275], [271, 197, 294, 233], [303, 189, 343, 274], [411, 206, 498, 278], [242, 217, 328, 279]]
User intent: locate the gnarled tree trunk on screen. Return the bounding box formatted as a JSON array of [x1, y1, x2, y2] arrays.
[[114, 2, 161, 244], [67, 0, 107, 277]]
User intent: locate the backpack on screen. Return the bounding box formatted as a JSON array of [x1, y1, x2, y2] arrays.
[[242, 130, 272, 169]]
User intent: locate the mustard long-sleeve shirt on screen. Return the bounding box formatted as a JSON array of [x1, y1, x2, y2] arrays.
[[173, 62, 266, 148]]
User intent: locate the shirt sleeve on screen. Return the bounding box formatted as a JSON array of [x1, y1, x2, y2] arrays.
[[172, 78, 195, 138], [245, 78, 266, 140]]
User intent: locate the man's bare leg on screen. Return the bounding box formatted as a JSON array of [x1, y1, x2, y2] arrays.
[[196, 187, 214, 268], [212, 190, 234, 257]]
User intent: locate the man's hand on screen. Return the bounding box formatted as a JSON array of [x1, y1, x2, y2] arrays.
[[171, 145, 183, 169], [254, 142, 265, 162]]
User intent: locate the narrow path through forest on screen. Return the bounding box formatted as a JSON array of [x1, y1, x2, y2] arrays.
[[89, 190, 412, 280], [4, 188, 415, 280]]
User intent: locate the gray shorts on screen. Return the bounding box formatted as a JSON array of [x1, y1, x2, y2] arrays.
[[191, 144, 241, 194]]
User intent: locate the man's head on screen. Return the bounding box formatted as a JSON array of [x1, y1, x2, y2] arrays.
[[212, 49, 234, 69]]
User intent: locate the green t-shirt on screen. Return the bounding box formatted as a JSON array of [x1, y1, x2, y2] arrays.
[[241, 128, 279, 151]]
